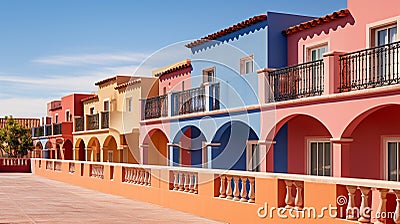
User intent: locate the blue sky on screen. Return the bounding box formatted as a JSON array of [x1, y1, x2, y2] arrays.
[[0, 0, 347, 118]]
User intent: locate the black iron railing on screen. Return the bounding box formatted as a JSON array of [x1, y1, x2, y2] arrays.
[[209, 82, 220, 111], [45, 125, 52, 136], [173, 86, 205, 115], [87, 114, 99, 130], [144, 94, 168, 120], [339, 41, 400, 92], [75, 117, 84, 132], [53, 123, 62, 135], [101, 112, 109, 129], [268, 60, 324, 102], [33, 126, 44, 137]]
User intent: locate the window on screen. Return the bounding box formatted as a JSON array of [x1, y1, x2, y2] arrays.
[[89, 107, 95, 115], [386, 140, 400, 181], [240, 55, 254, 74], [375, 25, 398, 81], [308, 45, 328, 62], [65, 110, 70, 122], [163, 87, 167, 95], [103, 100, 110, 112], [55, 114, 58, 124], [202, 67, 216, 83], [126, 98, 132, 112], [309, 140, 331, 176], [247, 141, 260, 172], [182, 81, 185, 91]]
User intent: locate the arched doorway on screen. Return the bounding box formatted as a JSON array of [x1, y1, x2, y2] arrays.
[[341, 104, 400, 180], [44, 141, 52, 159], [35, 142, 43, 158], [172, 126, 206, 168], [87, 137, 101, 162], [103, 136, 119, 163], [64, 140, 73, 160], [212, 121, 259, 171], [143, 129, 169, 166], [75, 139, 86, 161], [270, 114, 332, 175]]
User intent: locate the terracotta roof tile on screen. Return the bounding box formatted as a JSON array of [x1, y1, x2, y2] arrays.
[[115, 79, 142, 90], [95, 77, 117, 86], [186, 14, 267, 48], [152, 59, 191, 77], [81, 95, 98, 102], [284, 9, 350, 35]]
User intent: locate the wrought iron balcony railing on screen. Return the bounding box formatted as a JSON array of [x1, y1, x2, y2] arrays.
[[53, 123, 62, 135], [144, 94, 168, 120], [45, 125, 52, 136], [268, 59, 324, 102], [33, 126, 44, 137], [101, 112, 109, 129], [86, 114, 99, 131], [173, 86, 206, 116], [75, 117, 84, 132], [339, 41, 400, 92]]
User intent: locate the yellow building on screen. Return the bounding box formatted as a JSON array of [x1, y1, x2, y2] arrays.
[[73, 75, 158, 164]]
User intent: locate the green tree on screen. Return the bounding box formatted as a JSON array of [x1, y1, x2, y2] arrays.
[[0, 116, 33, 157]]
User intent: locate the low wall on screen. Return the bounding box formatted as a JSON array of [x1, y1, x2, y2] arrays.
[[0, 158, 31, 172], [32, 159, 400, 224]]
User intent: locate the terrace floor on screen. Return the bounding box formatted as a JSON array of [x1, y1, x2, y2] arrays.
[[0, 173, 224, 224]]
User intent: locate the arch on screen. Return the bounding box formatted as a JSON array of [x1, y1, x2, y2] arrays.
[[75, 138, 86, 161], [341, 104, 400, 138], [103, 135, 119, 163], [143, 128, 169, 166], [211, 121, 259, 171], [172, 125, 206, 168], [266, 113, 332, 174], [44, 141, 52, 159], [339, 104, 400, 179], [87, 137, 101, 162], [63, 140, 73, 160], [34, 141, 43, 158]]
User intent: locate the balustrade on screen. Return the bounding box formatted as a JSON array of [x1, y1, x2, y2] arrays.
[[171, 171, 198, 194], [91, 164, 104, 179], [217, 174, 255, 203], [123, 167, 151, 186]]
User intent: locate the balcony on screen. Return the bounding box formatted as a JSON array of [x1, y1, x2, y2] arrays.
[[44, 125, 52, 136], [144, 94, 168, 120], [53, 123, 62, 135], [173, 86, 206, 115], [340, 41, 400, 92], [268, 60, 324, 102], [86, 114, 99, 130], [33, 126, 44, 137], [101, 112, 109, 129], [75, 117, 84, 132]]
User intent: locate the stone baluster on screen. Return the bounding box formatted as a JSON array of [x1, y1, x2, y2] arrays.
[[240, 177, 248, 202], [226, 176, 233, 200], [184, 173, 190, 192], [141, 170, 147, 185], [178, 172, 184, 191], [173, 171, 179, 190], [137, 170, 142, 184], [193, 173, 198, 194], [284, 180, 294, 208], [146, 170, 151, 186], [374, 189, 388, 224], [189, 173, 194, 193], [219, 175, 227, 198], [128, 168, 133, 182], [233, 176, 240, 201], [133, 169, 138, 183], [346, 185, 358, 220], [248, 177, 255, 203], [394, 190, 400, 224], [124, 168, 128, 182], [358, 187, 371, 223], [294, 181, 304, 210]]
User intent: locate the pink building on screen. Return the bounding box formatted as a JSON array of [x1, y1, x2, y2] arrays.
[[32, 93, 94, 160]]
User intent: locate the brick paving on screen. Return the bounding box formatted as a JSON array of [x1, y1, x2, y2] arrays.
[[0, 173, 225, 224]]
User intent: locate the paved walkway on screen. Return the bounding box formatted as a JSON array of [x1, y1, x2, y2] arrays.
[[0, 173, 225, 224]]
